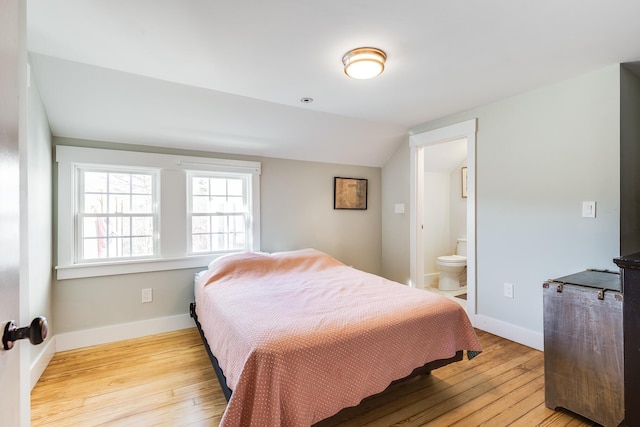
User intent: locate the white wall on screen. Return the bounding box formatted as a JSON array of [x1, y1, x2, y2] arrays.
[[52, 138, 381, 337], [22, 58, 53, 377], [424, 172, 450, 274], [260, 157, 381, 274], [381, 139, 411, 284], [383, 64, 620, 345], [450, 160, 467, 245]]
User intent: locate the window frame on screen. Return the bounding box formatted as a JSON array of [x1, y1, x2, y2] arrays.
[[187, 171, 253, 255], [55, 146, 261, 280], [76, 165, 160, 263]]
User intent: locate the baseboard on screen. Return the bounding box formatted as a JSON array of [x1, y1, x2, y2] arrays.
[[55, 313, 194, 352], [30, 335, 56, 390], [471, 313, 543, 351]]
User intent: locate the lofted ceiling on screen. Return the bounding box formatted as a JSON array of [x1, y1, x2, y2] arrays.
[[27, 0, 640, 167]]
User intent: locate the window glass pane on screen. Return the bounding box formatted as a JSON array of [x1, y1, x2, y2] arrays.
[[210, 178, 227, 195], [211, 216, 227, 232], [132, 237, 153, 256], [84, 172, 108, 193], [131, 195, 152, 213], [227, 196, 244, 212], [227, 179, 243, 196], [132, 217, 153, 236], [192, 234, 210, 253], [82, 217, 110, 259], [192, 195, 210, 213], [83, 239, 95, 259], [232, 215, 245, 232], [192, 216, 210, 233], [210, 196, 227, 212], [84, 194, 106, 213], [109, 173, 131, 194], [192, 177, 209, 196], [211, 234, 227, 251], [230, 232, 245, 249], [131, 174, 152, 194], [83, 217, 99, 238], [109, 216, 130, 236], [109, 237, 131, 257], [109, 194, 131, 213]]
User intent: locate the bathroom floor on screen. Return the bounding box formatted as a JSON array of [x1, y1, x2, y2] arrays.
[[424, 282, 468, 308]]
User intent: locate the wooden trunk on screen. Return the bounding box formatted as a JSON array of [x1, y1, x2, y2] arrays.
[[543, 274, 624, 427]]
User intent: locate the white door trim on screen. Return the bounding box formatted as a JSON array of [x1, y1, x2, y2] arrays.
[[409, 119, 477, 318]]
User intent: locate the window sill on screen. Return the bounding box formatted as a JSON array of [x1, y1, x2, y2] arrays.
[[55, 255, 216, 280]]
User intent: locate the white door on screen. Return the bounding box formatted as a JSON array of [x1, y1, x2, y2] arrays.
[[0, 0, 27, 425]]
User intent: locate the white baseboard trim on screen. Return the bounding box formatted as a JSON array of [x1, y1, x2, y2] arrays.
[[30, 335, 56, 390], [471, 313, 543, 351], [55, 313, 194, 353]]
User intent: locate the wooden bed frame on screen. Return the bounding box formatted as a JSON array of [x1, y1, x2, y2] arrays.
[[189, 302, 463, 404]]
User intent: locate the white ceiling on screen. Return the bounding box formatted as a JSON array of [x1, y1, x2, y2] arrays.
[[27, 0, 640, 167]]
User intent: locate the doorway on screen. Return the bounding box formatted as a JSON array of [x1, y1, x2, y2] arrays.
[[409, 119, 477, 319]]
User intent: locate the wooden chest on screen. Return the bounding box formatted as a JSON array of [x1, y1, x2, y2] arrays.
[[543, 270, 624, 427]]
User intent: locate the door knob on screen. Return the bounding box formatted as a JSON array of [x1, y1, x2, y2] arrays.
[[2, 316, 48, 350]]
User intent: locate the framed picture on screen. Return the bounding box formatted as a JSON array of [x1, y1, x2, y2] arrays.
[[461, 167, 468, 198], [334, 177, 368, 210]]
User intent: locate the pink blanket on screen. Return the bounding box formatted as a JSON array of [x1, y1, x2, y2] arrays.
[[195, 250, 481, 427]]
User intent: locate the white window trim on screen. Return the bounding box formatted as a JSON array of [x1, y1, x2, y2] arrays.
[[186, 171, 253, 255], [76, 165, 160, 263], [56, 145, 261, 280]]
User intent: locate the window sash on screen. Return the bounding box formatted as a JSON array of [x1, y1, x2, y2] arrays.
[[188, 173, 251, 254], [77, 213, 157, 261], [76, 167, 158, 263]]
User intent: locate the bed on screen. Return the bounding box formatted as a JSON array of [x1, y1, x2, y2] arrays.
[[191, 249, 481, 427]]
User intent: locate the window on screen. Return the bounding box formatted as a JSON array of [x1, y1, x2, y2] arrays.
[[56, 146, 261, 280], [78, 168, 157, 261], [189, 173, 249, 253]]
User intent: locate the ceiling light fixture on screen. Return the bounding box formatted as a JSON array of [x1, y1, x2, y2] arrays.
[[342, 47, 386, 79]]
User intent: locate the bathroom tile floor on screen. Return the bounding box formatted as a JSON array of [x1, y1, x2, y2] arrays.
[[424, 282, 468, 308]]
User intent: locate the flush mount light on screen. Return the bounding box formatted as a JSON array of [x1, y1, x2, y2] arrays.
[[342, 47, 386, 79]]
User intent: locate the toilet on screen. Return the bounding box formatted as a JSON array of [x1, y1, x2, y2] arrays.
[[436, 238, 467, 291]]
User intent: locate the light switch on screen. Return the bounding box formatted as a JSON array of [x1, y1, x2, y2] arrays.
[[394, 203, 405, 214], [582, 201, 596, 218]]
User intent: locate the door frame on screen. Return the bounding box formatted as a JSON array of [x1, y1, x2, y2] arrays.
[[409, 119, 477, 318]]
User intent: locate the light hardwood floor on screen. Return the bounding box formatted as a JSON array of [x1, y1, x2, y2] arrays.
[[31, 328, 596, 426]]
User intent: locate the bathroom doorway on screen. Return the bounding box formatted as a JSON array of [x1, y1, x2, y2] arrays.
[[409, 119, 477, 318], [422, 139, 468, 302]]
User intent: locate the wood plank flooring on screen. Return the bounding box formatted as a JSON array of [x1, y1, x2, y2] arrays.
[[31, 328, 597, 426]]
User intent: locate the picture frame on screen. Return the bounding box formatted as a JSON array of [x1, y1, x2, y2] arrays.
[[461, 167, 468, 198], [334, 177, 368, 210]]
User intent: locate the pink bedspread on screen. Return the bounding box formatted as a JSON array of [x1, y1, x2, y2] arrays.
[[195, 250, 481, 427]]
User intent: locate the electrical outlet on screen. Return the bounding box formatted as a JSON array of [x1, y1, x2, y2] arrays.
[[504, 283, 514, 298], [141, 288, 153, 303]]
